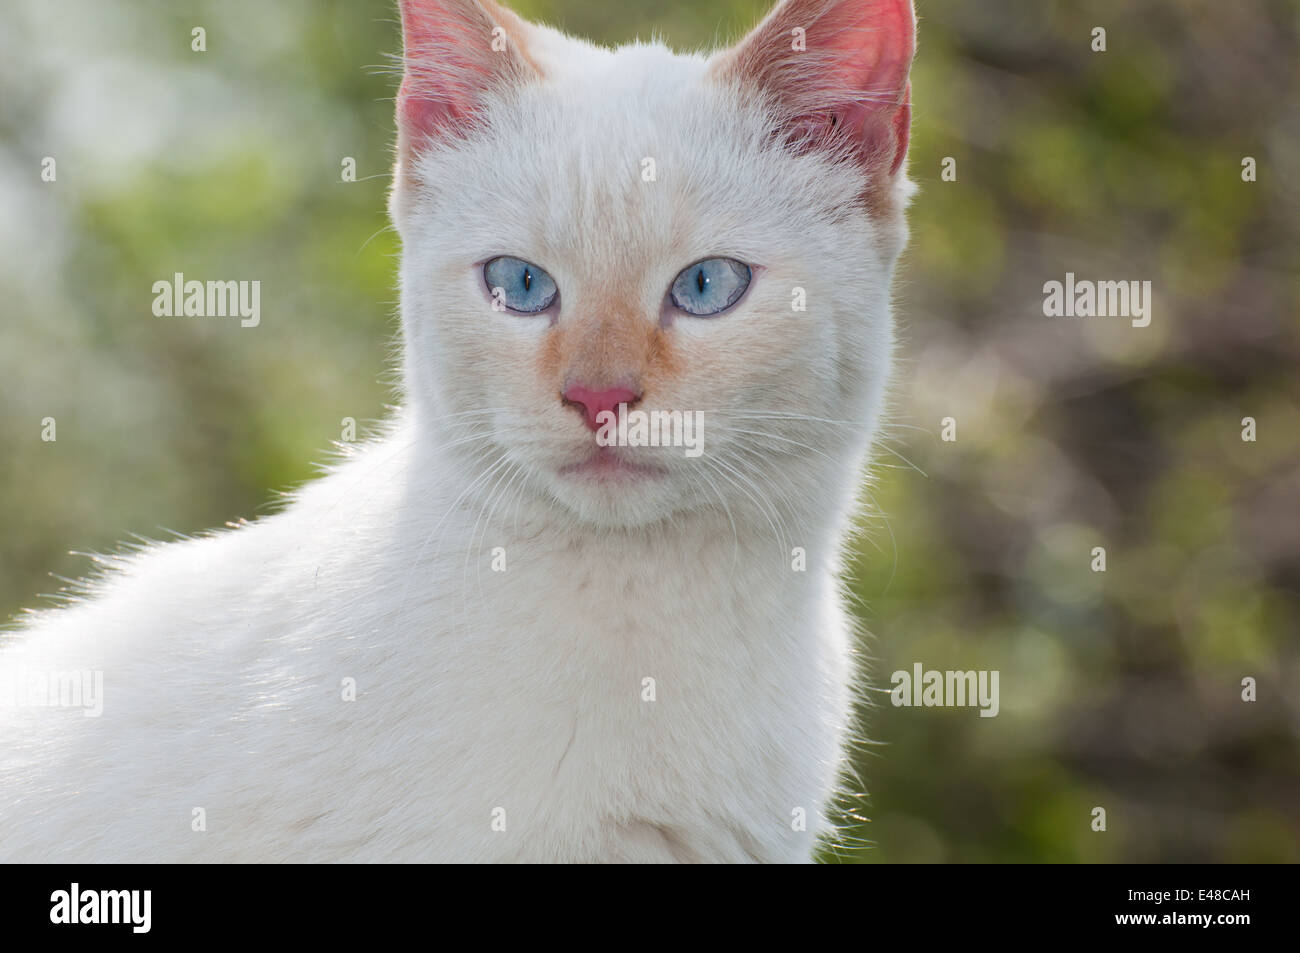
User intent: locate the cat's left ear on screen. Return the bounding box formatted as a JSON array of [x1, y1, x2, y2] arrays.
[[710, 0, 915, 177]]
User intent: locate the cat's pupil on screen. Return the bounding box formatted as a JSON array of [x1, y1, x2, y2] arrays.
[[696, 270, 707, 293], [524, 268, 532, 291]]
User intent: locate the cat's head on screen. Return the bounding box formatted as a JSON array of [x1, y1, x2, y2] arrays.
[[391, 0, 915, 529]]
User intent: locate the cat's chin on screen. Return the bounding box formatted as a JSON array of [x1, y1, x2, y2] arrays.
[[537, 449, 689, 529]]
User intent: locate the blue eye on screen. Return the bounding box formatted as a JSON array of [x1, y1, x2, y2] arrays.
[[669, 258, 752, 316], [484, 256, 558, 314]]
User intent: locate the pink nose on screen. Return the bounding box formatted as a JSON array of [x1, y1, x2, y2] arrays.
[[562, 385, 641, 431]]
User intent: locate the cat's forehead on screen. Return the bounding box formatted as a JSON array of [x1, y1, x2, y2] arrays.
[[409, 41, 858, 276], [519, 42, 718, 154], [530, 34, 708, 89]]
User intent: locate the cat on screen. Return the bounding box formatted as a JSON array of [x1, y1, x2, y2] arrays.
[[0, 0, 915, 863]]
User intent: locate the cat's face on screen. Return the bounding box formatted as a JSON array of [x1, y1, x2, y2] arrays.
[[392, 0, 915, 528]]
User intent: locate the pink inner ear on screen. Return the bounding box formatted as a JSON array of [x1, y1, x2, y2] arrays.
[[723, 0, 916, 176], [889, 85, 911, 175], [822, 6, 913, 173], [397, 0, 528, 146], [399, 77, 465, 138]]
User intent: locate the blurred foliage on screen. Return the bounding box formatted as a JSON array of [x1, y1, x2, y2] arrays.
[[1, 0, 1297, 862]]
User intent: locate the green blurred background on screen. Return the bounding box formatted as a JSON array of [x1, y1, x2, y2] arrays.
[[1, 0, 1297, 862]]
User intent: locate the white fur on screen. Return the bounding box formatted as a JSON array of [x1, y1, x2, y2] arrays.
[[0, 2, 911, 862]]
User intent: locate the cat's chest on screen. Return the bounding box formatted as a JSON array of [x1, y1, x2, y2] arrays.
[[360, 526, 847, 858], [422, 523, 812, 689]]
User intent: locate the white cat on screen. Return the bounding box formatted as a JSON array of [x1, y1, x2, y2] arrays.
[[0, 0, 915, 863]]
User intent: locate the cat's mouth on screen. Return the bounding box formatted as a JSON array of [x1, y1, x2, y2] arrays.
[[558, 445, 668, 483]]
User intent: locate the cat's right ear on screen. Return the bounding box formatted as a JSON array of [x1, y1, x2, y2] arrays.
[[394, 0, 540, 172]]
